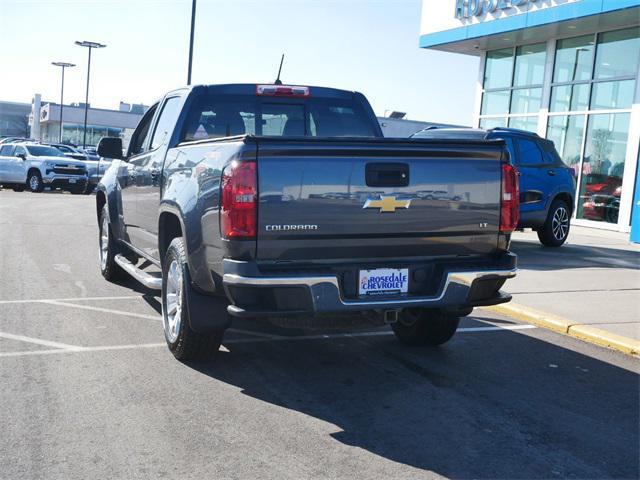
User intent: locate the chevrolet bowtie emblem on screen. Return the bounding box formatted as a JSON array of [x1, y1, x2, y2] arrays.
[[363, 195, 412, 213]]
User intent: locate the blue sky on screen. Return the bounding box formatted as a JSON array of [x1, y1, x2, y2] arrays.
[[0, 0, 479, 125]]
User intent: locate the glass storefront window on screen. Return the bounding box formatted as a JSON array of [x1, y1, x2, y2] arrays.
[[62, 123, 123, 147], [546, 115, 585, 175], [553, 35, 595, 83], [479, 117, 507, 129], [481, 90, 510, 115], [577, 113, 630, 223], [513, 43, 546, 87], [594, 27, 640, 80], [590, 80, 635, 110], [484, 48, 513, 89], [511, 88, 542, 114], [550, 84, 590, 112], [509, 116, 538, 133]]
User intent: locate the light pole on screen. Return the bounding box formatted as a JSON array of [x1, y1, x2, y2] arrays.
[[187, 0, 197, 85], [51, 62, 75, 143], [74, 40, 106, 148]]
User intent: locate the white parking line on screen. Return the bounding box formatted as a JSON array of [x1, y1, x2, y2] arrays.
[[0, 295, 143, 305], [0, 324, 537, 359], [40, 300, 161, 320], [0, 332, 85, 351], [0, 343, 166, 358]]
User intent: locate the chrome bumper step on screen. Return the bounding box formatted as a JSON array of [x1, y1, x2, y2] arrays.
[[114, 254, 162, 290]]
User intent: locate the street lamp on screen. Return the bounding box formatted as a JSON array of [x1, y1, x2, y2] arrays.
[[74, 40, 106, 148], [187, 0, 197, 85], [51, 62, 75, 143]]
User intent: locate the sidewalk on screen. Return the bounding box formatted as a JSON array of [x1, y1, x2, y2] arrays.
[[490, 225, 640, 354]]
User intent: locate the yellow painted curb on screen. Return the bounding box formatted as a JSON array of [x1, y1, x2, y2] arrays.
[[481, 303, 640, 357]]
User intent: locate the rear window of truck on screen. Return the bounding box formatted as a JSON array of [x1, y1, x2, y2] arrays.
[[181, 95, 376, 142]]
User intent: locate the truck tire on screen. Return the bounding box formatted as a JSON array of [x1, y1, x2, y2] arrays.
[[392, 308, 460, 346], [537, 199, 570, 247], [98, 205, 125, 281], [11, 185, 25, 192], [27, 171, 43, 193], [162, 237, 223, 361]]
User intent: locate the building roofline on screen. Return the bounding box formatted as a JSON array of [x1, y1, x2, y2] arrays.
[[43, 102, 147, 116], [420, 1, 640, 54]]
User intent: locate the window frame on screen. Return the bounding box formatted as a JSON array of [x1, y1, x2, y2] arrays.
[[548, 27, 639, 115], [514, 136, 548, 167], [149, 96, 182, 151], [14, 146, 27, 157], [480, 42, 547, 126], [127, 102, 159, 159]]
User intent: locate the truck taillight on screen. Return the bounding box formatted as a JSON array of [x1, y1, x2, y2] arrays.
[[500, 163, 520, 234], [221, 161, 257, 239]]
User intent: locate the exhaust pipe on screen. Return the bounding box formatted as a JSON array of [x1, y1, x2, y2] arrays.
[[384, 309, 399, 324]]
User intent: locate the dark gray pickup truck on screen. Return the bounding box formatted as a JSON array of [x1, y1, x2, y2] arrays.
[[96, 83, 519, 360]]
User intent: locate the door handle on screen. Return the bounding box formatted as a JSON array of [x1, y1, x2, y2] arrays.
[[547, 170, 556, 176]]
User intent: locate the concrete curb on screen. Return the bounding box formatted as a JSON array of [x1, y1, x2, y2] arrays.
[[481, 303, 640, 357]]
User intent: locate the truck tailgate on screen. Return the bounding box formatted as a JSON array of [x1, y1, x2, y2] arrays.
[[256, 138, 504, 261]]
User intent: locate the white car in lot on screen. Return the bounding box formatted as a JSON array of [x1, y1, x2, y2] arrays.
[[0, 143, 89, 193]]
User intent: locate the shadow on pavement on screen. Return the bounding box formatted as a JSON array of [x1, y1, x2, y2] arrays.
[[511, 240, 640, 271], [189, 323, 639, 479]]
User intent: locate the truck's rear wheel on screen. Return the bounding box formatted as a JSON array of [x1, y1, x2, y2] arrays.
[[162, 237, 223, 361], [392, 308, 460, 346], [99, 206, 125, 281]]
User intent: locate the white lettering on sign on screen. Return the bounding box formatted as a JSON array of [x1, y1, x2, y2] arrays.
[[455, 0, 537, 19], [420, 0, 582, 38]]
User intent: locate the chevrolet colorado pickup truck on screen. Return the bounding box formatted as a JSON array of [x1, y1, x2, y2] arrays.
[[96, 83, 519, 361]]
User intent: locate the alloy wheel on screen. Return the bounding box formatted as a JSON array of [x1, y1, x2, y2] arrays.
[[100, 215, 109, 271], [29, 175, 39, 191], [164, 259, 183, 343], [552, 206, 569, 241]]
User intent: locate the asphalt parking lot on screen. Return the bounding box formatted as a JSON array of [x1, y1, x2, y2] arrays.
[[0, 190, 638, 480]]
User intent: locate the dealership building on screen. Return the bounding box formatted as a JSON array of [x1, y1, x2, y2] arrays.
[[420, 0, 640, 233]]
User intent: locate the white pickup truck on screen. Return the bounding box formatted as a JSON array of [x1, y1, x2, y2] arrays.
[[0, 142, 89, 193]]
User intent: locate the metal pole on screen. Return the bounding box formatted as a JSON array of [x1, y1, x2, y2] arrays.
[[59, 66, 65, 142], [82, 46, 92, 148], [187, 0, 196, 85]]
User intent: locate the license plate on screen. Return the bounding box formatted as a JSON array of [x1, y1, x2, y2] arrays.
[[68, 179, 76, 184], [359, 268, 409, 296]]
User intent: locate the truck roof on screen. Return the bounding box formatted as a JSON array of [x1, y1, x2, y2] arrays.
[[184, 83, 361, 100]]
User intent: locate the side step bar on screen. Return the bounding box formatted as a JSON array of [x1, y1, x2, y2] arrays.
[[114, 254, 162, 291]]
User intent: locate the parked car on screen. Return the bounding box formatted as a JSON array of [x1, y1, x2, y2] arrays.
[[95, 83, 518, 361], [0, 142, 88, 193], [0, 137, 36, 145], [83, 146, 100, 160], [49, 143, 89, 160], [582, 174, 622, 223], [413, 127, 576, 247]]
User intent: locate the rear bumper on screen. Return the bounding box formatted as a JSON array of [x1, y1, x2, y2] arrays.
[[222, 253, 517, 318]]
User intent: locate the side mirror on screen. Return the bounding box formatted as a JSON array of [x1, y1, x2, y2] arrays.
[[97, 137, 123, 160], [16, 153, 26, 160]]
